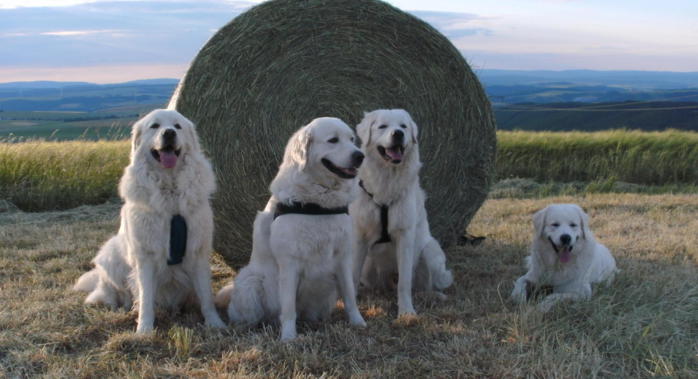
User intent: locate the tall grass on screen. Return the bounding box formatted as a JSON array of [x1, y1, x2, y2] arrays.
[[0, 140, 129, 211], [2, 129, 698, 211], [497, 129, 698, 184]]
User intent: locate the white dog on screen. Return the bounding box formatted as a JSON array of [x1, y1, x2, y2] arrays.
[[511, 204, 618, 312], [215, 117, 367, 341], [73, 109, 225, 333], [350, 109, 453, 317]]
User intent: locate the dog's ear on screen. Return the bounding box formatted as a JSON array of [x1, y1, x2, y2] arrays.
[[285, 125, 313, 169], [574, 204, 591, 239], [532, 207, 548, 239], [406, 111, 419, 144], [180, 114, 202, 153], [356, 111, 376, 147], [130, 117, 144, 153]]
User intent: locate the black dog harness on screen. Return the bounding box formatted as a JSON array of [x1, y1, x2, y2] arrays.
[[274, 201, 349, 219], [359, 180, 392, 244], [168, 214, 187, 265]]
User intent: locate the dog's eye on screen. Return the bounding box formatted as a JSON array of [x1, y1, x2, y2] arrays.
[[570, 223, 578, 227], [328, 137, 339, 143], [378, 124, 387, 129], [350, 137, 355, 142], [150, 123, 160, 129], [400, 124, 407, 129], [174, 123, 182, 130], [551, 223, 560, 227]]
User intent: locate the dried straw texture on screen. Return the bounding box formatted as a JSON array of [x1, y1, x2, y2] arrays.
[[172, 0, 497, 266]]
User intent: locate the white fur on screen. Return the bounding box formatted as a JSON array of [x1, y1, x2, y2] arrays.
[[215, 117, 367, 341], [511, 204, 618, 312], [73, 109, 225, 333], [350, 109, 453, 317]]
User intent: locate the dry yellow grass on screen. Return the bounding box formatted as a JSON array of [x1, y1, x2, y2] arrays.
[[1, 194, 696, 377]]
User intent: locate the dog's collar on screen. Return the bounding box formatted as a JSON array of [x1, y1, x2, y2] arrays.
[[359, 180, 392, 244], [274, 201, 348, 219]]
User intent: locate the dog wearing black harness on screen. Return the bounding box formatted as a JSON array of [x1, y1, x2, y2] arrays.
[[215, 117, 367, 341], [350, 109, 453, 317], [72, 109, 225, 333]]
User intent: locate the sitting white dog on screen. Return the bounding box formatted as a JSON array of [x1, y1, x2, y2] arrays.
[[350, 109, 453, 317], [73, 109, 225, 333], [511, 204, 618, 312], [215, 117, 367, 341]]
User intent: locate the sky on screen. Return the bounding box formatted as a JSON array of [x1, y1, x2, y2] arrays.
[[0, 0, 696, 83]]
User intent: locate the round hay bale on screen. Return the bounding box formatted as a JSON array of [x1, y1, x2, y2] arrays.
[[171, 0, 497, 267]]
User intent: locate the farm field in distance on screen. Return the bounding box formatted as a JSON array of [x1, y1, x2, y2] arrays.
[[0, 110, 139, 141]]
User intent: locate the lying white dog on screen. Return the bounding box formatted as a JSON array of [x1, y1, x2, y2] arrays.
[[350, 109, 453, 317], [73, 109, 225, 333], [215, 117, 367, 341], [511, 204, 618, 312]]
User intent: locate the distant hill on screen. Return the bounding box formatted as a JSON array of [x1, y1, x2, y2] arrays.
[[2, 71, 698, 135], [0, 80, 178, 112]]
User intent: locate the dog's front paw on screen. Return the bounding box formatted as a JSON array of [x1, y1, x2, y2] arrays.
[[398, 306, 417, 317], [280, 330, 298, 342], [538, 299, 556, 313], [511, 277, 529, 304], [135, 323, 154, 334], [280, 320, 297, 342], [349, 313, 367, 328], [205, 315, 226, 329]]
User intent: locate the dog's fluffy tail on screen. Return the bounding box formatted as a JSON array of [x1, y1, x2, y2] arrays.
[[214, 283, 234, 309], [223, 267, 267, 327], [73, 269, 99, 292], [422, 238, 453, 290]]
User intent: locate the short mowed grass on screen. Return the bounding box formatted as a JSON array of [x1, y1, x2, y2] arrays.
[[2, 129, 698, 211], [1, 194, 697, 377]]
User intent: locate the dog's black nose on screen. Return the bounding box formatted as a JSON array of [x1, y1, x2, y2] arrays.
[[162, 129, 177, 139], [163, 129, 177, 141], [391, 129, 404, 143], [352, 150, 365, 167], [560, 234, 571, 245]]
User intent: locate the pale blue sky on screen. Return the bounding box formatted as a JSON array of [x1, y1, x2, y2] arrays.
[[0, 0, 696, 83]]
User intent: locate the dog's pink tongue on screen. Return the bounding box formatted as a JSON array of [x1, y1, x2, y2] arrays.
[[386, 147, 403, 161], [342, 167, 357, 176], [559, 247, 572, 263], [160, 151, 177, 168]]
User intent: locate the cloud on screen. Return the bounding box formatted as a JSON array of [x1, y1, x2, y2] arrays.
[[0, 0, 254, 68], [411, 10, 494, 39], [40, 29, 121, 37]]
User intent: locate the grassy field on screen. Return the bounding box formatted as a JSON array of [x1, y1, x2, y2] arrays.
[[0, 140, 128, 211], [497, 130, 698, 185], [1, 194, 696, 377], [497, 129, 698, 185], [2, 130, 698, 211]]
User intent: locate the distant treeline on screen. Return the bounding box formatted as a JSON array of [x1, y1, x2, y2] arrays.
[[495, 101, 698, 131]]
